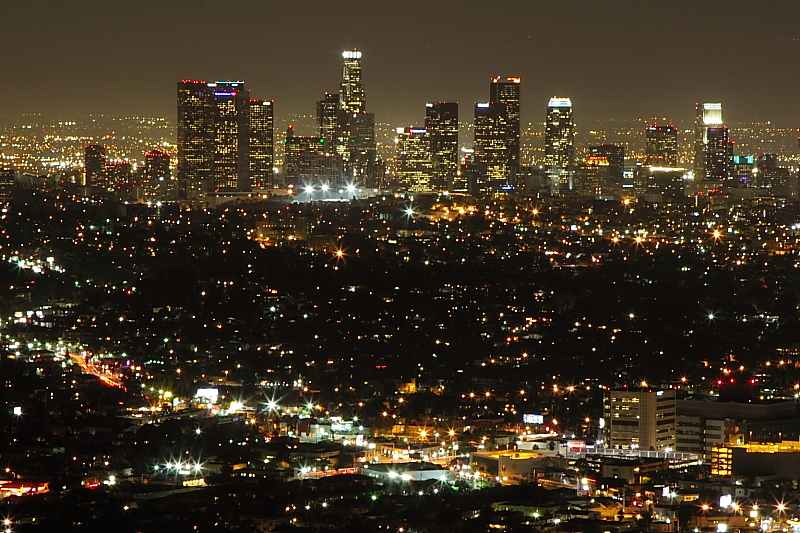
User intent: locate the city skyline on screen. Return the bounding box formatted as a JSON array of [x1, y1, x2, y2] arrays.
[[2, 1, 800, 126]]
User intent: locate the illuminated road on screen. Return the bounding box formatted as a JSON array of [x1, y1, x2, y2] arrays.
[[69, 352, 126, 390]]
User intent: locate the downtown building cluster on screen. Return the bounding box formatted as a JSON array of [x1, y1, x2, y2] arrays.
[[67, 49, 798, 206]]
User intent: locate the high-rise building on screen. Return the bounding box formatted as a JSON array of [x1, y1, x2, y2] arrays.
[[145, 150, 172, 199], [603, 389, 677, 451], [490, 77, 521, 178], [395, 127, 434, 192], [694, 102, 723, 177], [84, 145, 107, 187], [577, 155, 610, 197], [705, 125, 732, 181], [473, 101, 509, 195], [178, 79, 272, 198], [544, 97, 575, 194], [210, 81, 250, 192], [589, 144, 625, 190], [424, 102, 458, 192], [284, 125, 339, 187], [316, 92, 341, 146], [0, 169, 15, 201], [645, 123, 679, 167], [177, 80, 214, 199], [339, 49, 365, 114], [249, 99, 274, 189], [335, 49, 376, 187]]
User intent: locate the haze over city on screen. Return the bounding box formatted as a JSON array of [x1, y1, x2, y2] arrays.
[[2, 1, 800, 125]]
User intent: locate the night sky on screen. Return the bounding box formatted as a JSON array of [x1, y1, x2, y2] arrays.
[[2, 0, 799, 128]]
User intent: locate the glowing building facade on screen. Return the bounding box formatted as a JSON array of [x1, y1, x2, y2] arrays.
[[544, 97, 574, 194]]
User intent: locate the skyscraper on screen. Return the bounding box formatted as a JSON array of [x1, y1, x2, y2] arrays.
[[210, 81, 250, 192], [424, 102, 458, 192], [705, 125, 732, 181], [645, 123, 679, 167], [544, 97, 574, 194], [178, 80, 272, 198], [490, 77, 521, 179], [694, 102, 723, 177], [0, 168, 15, 201], [316, 92, 340, 146], [395, 127, 434, 193], [177, 80, 214, 199], [336, 49, 376, 187], [84, 144, 107, 187], [249, 99, 274, 189], [589, 144, 625, 189], [577, 155, 610, 197], [145, 150, 173, 199], [473, 101, 509, 195], [339, 49, 365, 114]]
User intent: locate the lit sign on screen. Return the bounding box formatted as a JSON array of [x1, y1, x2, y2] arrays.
[[196, 388, 219, 403], [214, 91, 237, 97], [476, 102, 490, 108], [410, 129, 426, 135], [342, 50, 362, 59], [548, 97, 572, 108], [425, 103, 433, 107], [523, 414, 544, 424]]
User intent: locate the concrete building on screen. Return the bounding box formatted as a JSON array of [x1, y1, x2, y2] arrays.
[[603, 389, 676, 451]]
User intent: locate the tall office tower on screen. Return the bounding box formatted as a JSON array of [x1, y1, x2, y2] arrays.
[[210, 81, 250, 192], [346, 112, 377, 186], [395, 127, 434, 192], [577, 155, 610, 197], [645, 123, 679, 166], [249, 99, 274, 189], [335, 49, 376, 186], [316, 92, 340, 145], [544, 97, 575, 194], [284, 126, 339, 187], [424, 102, 459, 191], [177, 80, 214, 199], [705, 126, 732, 181], [339, 49, 365, 114], [603, 389, 677, 451], [84, 145, 107, 187], [0, 169, 15, 201], [145, 150, 172, 199], [473, 101, 509, 195], [694, 102, 723, 177], [731, 155, 755, 184], [490, 77, 521, 179], [589, 144, 625, 190]]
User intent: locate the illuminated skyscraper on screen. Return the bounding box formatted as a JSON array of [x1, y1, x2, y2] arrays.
[[284, 125, 338, 187], [249, 99, 274, 189], [645, 123, 679, 167], [424, 102, 458, 191], [209, 81, 250, 192], [705, 126, 732, 181], [395, 127, 434, 192], [694, 102, 723, 177], [490, 77, 521, 178], [544, 97, 574, 194], [145, 150, 173, 199], [177, 80, 214, 199], [316, 92, 341, 146], [577, 155, 610, 197], [339, 49, 365, 114], [473, 101, 509, 195], [336, 49, 376, 186], [84, 144, 107, 187], [589, 144, 625, 189], [0, 169, 16, 201]]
